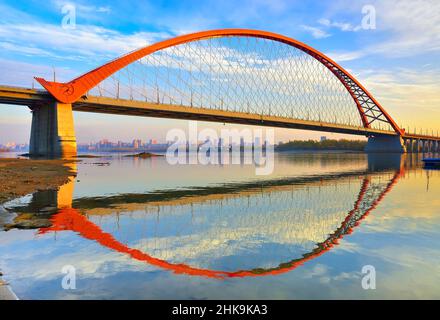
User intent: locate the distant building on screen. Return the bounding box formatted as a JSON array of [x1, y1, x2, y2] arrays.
[[254, 137, 261, 148], [320, 136, 327, 142], [77, 138, 169, 152], [0, 142, 28, 152], [132, 139, 142, 149]]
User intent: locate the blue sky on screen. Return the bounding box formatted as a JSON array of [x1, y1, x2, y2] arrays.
[[0, 0, 439, 144]]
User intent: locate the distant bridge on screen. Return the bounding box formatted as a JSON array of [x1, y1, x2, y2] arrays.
[[0, 29, 439, 156]]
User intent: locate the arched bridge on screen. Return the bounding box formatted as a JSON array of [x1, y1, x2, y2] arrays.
[[0, 29, 439, 156]]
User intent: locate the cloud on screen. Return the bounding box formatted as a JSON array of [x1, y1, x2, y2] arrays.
[[0, 58, 75, 86], [96, 6, 111, 13], [356, 67, 440, 131], [318, 18, 362, 32], [373, 0, 440, 56], [0, 23, 171, 63], [326, 50, 366, 62], [303, 0, 440, 61], [0, 42, 55, 58], [300, 25, 331, 39], [53, 0, 112, 16], [323, 0, 440, 58]]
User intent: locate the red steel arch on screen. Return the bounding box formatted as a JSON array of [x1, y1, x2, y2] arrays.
[[35, 29, 402, 135], [37, 170, 402, 279]]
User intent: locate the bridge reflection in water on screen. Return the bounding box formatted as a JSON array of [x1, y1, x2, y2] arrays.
[[34, 154, 406, 279]]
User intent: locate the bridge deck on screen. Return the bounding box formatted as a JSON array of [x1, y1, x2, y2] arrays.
[[1, 85, 438, 141], [75, 95, 396, 137], [402, 133, 440, 141]]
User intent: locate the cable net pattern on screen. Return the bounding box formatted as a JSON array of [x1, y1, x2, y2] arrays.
[[89, 36, 392, 130], [87, 172, 396, 272]]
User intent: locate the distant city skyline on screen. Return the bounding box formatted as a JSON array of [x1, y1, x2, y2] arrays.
[[0, 107, 353, 145], [1, 133, 339, 149]]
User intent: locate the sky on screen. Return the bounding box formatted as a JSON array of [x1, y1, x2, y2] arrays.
[[0, 0, 439, 144]]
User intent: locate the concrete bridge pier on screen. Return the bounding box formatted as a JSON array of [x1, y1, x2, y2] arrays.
[[431, 141, 438, 153], [411, 139, 417, 153], [404, 139, 409, 153], [422, 140, 426, 153], [404, 139, 414, 153], [29, 102, 77, 158], [365, 135, 406, 153]]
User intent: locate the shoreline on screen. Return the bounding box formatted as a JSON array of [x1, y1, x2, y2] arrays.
[[0, 158, 77, 205], [0, 275, 18, 300], [0, 158, 77, 299]]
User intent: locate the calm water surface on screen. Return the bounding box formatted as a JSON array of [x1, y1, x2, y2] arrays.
[[0, 152, 439, 299]]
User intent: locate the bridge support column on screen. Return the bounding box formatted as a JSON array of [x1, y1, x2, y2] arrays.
[[405, 139, 412, 153], [365, 135, 406, 153], [29, 102, 77, 158]]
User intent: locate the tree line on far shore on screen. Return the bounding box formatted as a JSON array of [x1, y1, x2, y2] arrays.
[[275, 139, 367, 151]]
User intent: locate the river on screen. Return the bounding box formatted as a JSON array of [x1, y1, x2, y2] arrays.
[[0, 152, 439, 299]]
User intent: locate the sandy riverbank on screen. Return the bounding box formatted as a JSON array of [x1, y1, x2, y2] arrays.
[[0, 276, 18, 300], [0, 158, 77, 205]]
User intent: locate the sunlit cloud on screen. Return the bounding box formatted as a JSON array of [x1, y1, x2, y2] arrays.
[[0, 23, 170, 61], [300, 25, 331, 39], [318, 18, 362, 32]]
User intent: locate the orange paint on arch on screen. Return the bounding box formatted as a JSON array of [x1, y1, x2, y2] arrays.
[[37, 171, 402, 279], [34, 29, 403, 135]]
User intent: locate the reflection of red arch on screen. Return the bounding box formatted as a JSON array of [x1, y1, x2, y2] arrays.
[[38, 171, 402, 279], [35, 29, 402, 135]]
